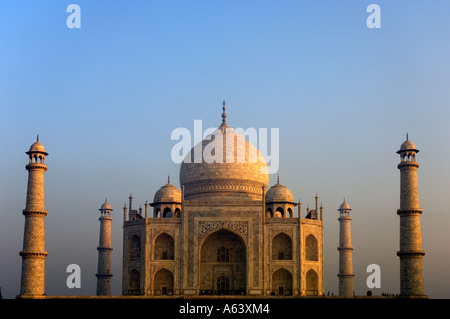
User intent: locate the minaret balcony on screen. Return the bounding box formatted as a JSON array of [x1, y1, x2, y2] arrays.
[[25, 163, 48, 171]]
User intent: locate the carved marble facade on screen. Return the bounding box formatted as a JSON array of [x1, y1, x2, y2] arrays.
[[122, 110, 324, 297]]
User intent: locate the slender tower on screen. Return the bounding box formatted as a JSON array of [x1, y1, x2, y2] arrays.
[[337, 199, 354, 297], [396, 135, 425, 297], [96, 199, 113, 295], [19, 136, 48, 298], [122, 203, 127, 295]]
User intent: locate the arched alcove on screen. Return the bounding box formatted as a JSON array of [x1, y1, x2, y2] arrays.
[[154, 233, 174, 260], [272, 233, 292, 260], [305, 234, 318, 261], [199, 229, 246, 295], [272, 268, 292, 295], [129, 235, 141, 261], [153, 268, 174, 295]]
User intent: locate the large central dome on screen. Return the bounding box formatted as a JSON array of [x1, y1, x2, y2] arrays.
[[180, 112, 269, 200]]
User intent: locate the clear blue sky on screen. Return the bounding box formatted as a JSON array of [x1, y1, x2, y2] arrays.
[[1, 1, 449, 299]]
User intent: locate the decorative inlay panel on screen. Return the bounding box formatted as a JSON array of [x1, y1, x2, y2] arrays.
[[198, 220, 248, 242]]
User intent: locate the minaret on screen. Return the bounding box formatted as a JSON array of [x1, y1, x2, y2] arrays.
[[96, 199, 113, 296], [122, 203, 127, 294], [19, 136, 49, 298], [337, 199, 354, 297], [396, 135, 425, 297]]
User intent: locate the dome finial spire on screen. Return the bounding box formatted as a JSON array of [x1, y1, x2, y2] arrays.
[[277, 174, 279, 184], [221, 100, 227, 123], [168, 174, 170, 184], [36, 134, 39, 142], [406, 132, 409, 140]]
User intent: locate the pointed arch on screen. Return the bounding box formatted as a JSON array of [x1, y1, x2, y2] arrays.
[[154, 232, 174, 260], [275, 207, 284, 218], [287, 207, 293, 218], [306, 269, 318, 296], [199, 228, 246, 295], [272, 232, 292, 260], [163, 207, 173, 218], [153, 268, 174, 295], [305, 234, 318, 261], [128, 269, 140, 295], [272, 268, 293, 296], [129, 235, 141, 261]]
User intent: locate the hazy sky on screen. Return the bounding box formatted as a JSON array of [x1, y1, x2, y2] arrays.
[[1, 1, 449, 299]]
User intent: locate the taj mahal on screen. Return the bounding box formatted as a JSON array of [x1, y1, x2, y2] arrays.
[[16, 101, 426, 299]]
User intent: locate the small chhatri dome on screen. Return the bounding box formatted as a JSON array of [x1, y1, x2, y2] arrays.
[[27, 135, 48, 155], [265, 177, 294, 203], [100, 198, 112, 211], [153, 179, 182, 203], [397, 133, 419, 154], [338, 199, 351, 211]]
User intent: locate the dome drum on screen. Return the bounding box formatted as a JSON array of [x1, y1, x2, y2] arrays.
[[182, 179, 266, 200]]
